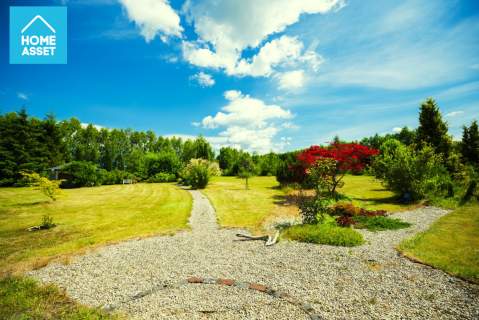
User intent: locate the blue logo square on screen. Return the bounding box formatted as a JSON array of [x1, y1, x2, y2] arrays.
[[9, 6, 67, 64]]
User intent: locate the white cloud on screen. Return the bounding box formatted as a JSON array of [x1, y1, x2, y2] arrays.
[[81, 123, 105, 130], [198, 90, 294, 153], [181, 0, 341, 81], [233, 36, 303, 77], [445, 111, 464, 117], [119, 0, 183, 42], [278, 70, 306, 90], [392, 127, 402, 133], [17, 92, 28, 100], [190, 72, 215, 87], [224, 90, 241, 101]]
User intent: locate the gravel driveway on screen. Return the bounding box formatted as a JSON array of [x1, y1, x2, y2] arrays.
[[30, 190, 479, 319]]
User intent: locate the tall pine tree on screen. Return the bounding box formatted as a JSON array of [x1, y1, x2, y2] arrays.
[[416, 98, 452, 157], [460, 120, 479, 166]]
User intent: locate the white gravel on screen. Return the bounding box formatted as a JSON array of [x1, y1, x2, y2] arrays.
[[29, 190, 479, 319]]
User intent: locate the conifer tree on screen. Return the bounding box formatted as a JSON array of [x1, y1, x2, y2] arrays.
[[461, 120, 479, 166], [416, 98, 452, 157]]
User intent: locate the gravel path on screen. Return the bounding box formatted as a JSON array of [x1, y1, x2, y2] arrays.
[[30, 190, 479, 319]]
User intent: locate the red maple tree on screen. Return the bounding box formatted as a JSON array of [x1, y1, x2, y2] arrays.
[[296, 143, 379, 195], [298, 143, 379, 171]]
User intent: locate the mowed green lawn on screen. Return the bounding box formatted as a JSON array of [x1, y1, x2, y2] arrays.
[[203, 175, 415, 233], [0, 183, 191, 275], [338, 175, 417, 212], [203, 176, 298, 233], [399, 204, 479, 283]]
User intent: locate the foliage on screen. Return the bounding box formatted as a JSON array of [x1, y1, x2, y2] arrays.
[[306, 158, 342, 197], [100, 169, 132, 185], [0, 110, 66, 186], [180, 159, 220, 189], [298, 196, 336, 224], [145, 151, 182, 177], [329, 202, 387, 218], [182, 136, 214, 162], [275, 151, 304, 185], [399, 204, 479, 283], [297, 143, 379, 197], [40, 215, 56, 229], [237, 153, 256, 189], [20, 171, 62, 201], [0, 276, 118, 319], [59, 161, 103, 188], [146, 172, 177, 183], [352, 216, 411, 231], [0, 109, 219, 187], [360, 127, 416, 150], [298, 143, 379, 173], [373, 139, 451, 201], [282, 224, 364, 247], [416, 98, 452, 158], [460, 120, 479, 167]]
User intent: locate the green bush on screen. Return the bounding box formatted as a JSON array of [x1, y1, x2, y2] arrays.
[[180, 159, 219, 189], [373, 139, 450, 201], [145, 151, 182, 177], [59, 161, 103, 188], [352, 216, 411, 231], [101, 169, 131, 185], [147, 172, 176, 183], [282, 224, 364, 247]]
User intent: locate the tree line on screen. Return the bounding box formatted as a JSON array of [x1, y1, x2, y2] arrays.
[[1, 98, 477, 190], [0, 109, 281, 187]]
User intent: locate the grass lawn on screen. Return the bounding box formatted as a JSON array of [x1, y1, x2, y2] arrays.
[[0, 276, 120, 320], [203, 175, 414, 233], [398, 204, 479, 283], [0, 183, 192, 275], [338, 175, 417, 212], [203, 176, 298, 233]]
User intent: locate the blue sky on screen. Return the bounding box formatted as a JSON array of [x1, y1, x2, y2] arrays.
[[1, 0, 478, 153]]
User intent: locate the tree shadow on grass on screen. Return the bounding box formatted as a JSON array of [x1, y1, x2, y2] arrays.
[[352, 195, 403, 205], [14, 200, 50, 207]]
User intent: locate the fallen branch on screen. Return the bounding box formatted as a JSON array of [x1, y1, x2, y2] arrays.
[[235, 230, 280, 246]]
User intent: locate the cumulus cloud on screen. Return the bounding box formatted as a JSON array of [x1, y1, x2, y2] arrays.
[[278, 70, 306, 90], [190, 72, 215, 87], [392, 127, 402, 133], [119, 0, 183, 42], [81, 123, 105, 130], [198, 90, 294, 153], [17, 92, 28, 100], [180, 0, 340, 83], [445, 110, 464, 117]]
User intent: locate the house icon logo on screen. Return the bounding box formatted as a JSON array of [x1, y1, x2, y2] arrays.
[[9, 7, 67, 64]]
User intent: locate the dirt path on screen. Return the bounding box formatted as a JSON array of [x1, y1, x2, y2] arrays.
[[30, 191, 479, 320]]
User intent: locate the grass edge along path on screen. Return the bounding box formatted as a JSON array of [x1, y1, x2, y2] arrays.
[[0, 183, 192, 275], [0, 276, 121, 320], [398, 204, 479, 283], [202, 176, 299, 233]]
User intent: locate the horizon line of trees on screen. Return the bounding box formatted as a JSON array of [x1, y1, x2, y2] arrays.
[[0, 98, 478, 188]]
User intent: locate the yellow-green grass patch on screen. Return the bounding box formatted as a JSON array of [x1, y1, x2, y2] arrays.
[[339, 175, 418, 212], [0, 183, 192, 275], [0, 276, 122, 319], [202, 176, 298, 233], [398, 204, 479, 283]]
